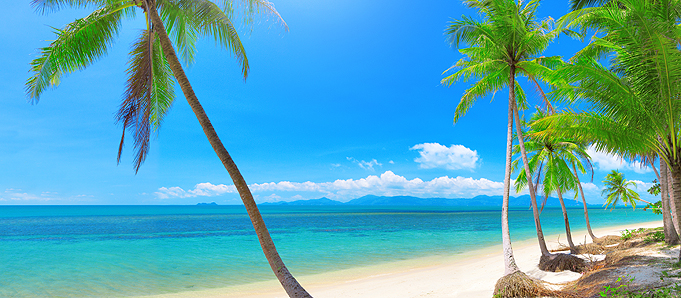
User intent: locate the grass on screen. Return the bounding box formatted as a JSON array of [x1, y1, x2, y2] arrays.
[[598, 275, 681, 297], [563, 227, 681, 297]]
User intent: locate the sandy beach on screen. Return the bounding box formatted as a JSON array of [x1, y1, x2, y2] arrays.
[[139, 220, 665, 298]]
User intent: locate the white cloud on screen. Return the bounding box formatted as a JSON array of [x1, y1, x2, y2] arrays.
[[630, 180, 654, 191], [347, 157, 382, 171], [155, 183, 237, 199], [156, 171, 505, 202], [587, 145, 651, 174], [580, 182, 600, 192], [0, 189, 93, 204], [410, 143, 479, 170]]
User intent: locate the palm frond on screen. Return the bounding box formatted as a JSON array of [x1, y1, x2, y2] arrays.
[[116, 29, 175, 173], [26, 2, 130, 101]]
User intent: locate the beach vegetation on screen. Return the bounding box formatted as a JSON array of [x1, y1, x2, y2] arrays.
[[620, 229, 636, 241], [24, 0, 312, 297], [599, 276, 632, 298], [644, 231, 665, 244], [599, 275, 681, 298], [648, 180, 662, 197], [643, 201, 663, 215]]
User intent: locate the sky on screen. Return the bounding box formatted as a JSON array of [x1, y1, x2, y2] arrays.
[[0, 0, 659, 205]]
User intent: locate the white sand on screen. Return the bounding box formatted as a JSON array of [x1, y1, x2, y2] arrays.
[[141, 221, 664, 298]]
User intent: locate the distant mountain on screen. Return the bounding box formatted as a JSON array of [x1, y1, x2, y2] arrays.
[[261, 197, 344, 206], [196, 202, 218, 206], [262, 195, 590, 207]]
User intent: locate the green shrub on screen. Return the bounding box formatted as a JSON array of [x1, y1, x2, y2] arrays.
[[621, 229, 635, 241], [645, 231, 665, 243], [600, 274, 681, 297]]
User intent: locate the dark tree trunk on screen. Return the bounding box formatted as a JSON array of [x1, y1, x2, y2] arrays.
[[148, 5, 312, 297], [510, 66, 550, 257], [556, 189, 577, 253]]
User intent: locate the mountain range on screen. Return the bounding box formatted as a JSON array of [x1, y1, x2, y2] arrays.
[[261, 195, 591, 207]]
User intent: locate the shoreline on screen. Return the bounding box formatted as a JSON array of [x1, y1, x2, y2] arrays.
[[139, 220, 664, 298]]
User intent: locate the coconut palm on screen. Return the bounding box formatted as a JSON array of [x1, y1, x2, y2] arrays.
[[441, 0, 563, 294], [602, 170, 648, 210], [25, 0, 311, 296], [536, 0, 681, 260], [513, 110, 593, 253]]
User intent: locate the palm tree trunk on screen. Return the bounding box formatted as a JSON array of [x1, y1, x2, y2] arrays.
[[502, 72, 519, 276], [572, 163, 596, 241], [668, 164, 680, 234], [669, 162, 681, 262], [556, 189, 577, 253], [148, 5, 312, 298], [658, 160, 679, 245], [510, 67, 550, 257]]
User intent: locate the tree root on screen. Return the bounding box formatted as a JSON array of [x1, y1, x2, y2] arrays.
[[493, 271, 554, 298], [538, 253, 587, 273]]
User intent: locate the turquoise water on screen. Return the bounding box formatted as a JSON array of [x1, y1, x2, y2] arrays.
[[0, 205, 660, 297]]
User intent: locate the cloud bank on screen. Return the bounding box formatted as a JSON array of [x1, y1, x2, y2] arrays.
[[410, 143, 479, 170], [156, 171, 504, 202]]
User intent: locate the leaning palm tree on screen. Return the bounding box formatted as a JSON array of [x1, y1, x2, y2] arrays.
[[602, 170, 648, 210], [441, 0, 563, 295], [514, 110, 593, 253], [25, 0, 311, 297]]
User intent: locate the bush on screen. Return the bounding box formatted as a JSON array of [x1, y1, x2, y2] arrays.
[[644, 231, 665, 243], [621, 229, 635, 241], [600, 274, 681, 297]]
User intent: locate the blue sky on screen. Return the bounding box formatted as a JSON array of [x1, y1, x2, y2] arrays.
[[0, 0, 658, 205]]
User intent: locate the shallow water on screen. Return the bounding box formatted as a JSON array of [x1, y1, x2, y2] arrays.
[[0, 205, 660, 297]]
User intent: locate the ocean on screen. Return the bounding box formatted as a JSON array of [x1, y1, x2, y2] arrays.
[[0, 205, 660, 297]]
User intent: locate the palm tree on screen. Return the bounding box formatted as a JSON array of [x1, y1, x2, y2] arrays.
[[536, 0, 681, 260], [602, 170, 648, 210], [441, 0, 562, 294], [25, 1, 311, 297], [514, 110, 593, 253]]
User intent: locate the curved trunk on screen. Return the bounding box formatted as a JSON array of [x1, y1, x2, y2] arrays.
[[660, 160, 680, 245], [556, 189, 577, 253], [572, 163, 596, 241], [510, 67, 550, 257], [502, 70, 519, 276], [148, 6, 312, 298]]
